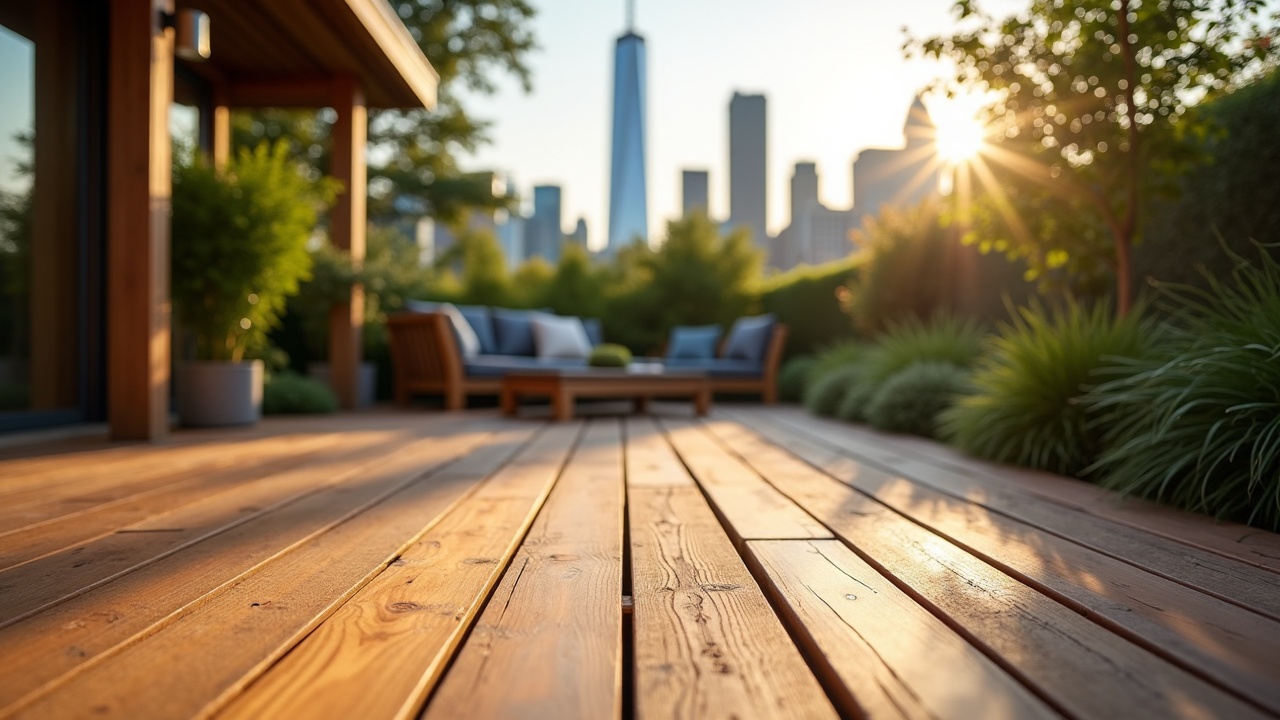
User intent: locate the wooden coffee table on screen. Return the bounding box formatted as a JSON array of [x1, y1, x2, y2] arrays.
[[500, 367, 711, 421]]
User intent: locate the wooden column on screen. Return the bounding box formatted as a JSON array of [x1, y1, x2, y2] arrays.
[[327, 75, 366, 409], [211, 83, 230, 170], [107, 0, 173, 439]]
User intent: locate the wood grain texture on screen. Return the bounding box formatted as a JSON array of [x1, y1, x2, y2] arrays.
[[624, 416, 692, 488], [709, 417, 1268, 720], [750, 539, 1053, 720], [770, 405, 1280, 575], [658, 418, 830, 541], [721, 414, 1280, 713], [217, 423, 582, 720], [0, 434, 346, 571], [424, 419, 626, 720], [629, 484, 838, 720], [6, 425, 528, 720], [760, 408, 1280, 621], [0, 428, 457, 628]]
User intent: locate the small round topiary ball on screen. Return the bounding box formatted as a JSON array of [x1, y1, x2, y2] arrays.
[[588, 343, 633, 368]]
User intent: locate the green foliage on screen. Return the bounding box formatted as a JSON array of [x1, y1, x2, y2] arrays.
[[939, 298, 1158, 476], [777, 356, 817, 403], [1090, 246, 1280, 529], [262, 372, 338, 415], [604, 213, 763, 353], [866, 362, 971, 438], [807, 340, 871, 386], [861, 314, 985, 386], [171, 144, 338, 362], [0, 132, 32, 366], [835, 381, 878, 423], [1137, 69, 1280, 289], [908, 0, 1275, 313], [805, 365, 865, 418], [843, 200, 1032, 334], [535, 243, 610, 318], [759, 257, 860, 357], [588, 344, 633, 368]]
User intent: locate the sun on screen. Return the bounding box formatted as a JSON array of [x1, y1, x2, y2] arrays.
[[931, 96, 988, 164]]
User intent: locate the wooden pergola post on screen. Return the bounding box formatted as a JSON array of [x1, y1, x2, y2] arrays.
[[107, 0, 173, 440], [327, 75, 367, 409], [211, 83, 230, 170]]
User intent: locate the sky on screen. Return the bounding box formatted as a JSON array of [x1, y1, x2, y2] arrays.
[[455, 0, 1022, 251]]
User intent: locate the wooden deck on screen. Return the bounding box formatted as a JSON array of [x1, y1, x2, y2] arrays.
[[2, 405, 1278, 719]]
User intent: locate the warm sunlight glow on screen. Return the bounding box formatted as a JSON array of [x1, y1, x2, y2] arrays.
[[933, 102, 987, 163]]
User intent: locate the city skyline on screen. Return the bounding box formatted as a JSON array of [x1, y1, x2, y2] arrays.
[[455, 0, 1023, 252]]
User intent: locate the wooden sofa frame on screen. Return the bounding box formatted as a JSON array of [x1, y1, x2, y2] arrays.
[[387, 312, 789, 410]]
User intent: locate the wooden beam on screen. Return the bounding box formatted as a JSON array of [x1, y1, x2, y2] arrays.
[[327, 75, 366, 410], [223, 75, 333, 108], [107, 0, 173, 440]]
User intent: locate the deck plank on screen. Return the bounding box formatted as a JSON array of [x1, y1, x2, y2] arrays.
[[723, 413, 1280, 713], [0, 429, 449, 628], [424, 419, 626, 720], [0, 433, 350, 572], [707, 416, 1269, 720], [217, 423, 582, 720], [751, 539, 1055, 720], [658, 418, 830, 541], [759, 408, 1280, 620], [5, 423, 526, 719], [625, 417, 838, 720]]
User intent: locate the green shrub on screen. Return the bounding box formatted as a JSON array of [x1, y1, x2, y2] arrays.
[[1091, 248, 1280, 529], [263, 372, 338, 414], [835, 380, 878, 423], [808, 340, 870, 384], [861, 314, 984, 386], [777, 356, 817, 403], [759, 257, 860, 357], [589, 344, 633, 368], [866, 362, 970, 438], [804, 365, 864, 417], [939, 298, 1158, 477]]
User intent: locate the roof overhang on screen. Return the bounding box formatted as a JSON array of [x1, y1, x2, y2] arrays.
[[175, 0, 438, 110]]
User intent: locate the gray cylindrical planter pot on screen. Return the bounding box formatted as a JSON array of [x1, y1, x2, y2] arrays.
[[177, 360, 264, 427]]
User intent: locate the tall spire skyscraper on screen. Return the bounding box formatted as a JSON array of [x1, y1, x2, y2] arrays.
[[606, 0, 648, 253]]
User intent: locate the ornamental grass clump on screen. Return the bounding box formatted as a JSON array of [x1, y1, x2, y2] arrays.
[[939, 298, 1158, 477], [1090, 248, 1280, 530], [866, 361, 970, 438], [805, 365, 865, 418], [860, 314, 985, 386]]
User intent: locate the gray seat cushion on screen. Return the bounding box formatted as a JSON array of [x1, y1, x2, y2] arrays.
[[463, 355, 589, 378]]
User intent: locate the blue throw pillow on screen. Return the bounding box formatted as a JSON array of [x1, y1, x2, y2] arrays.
[[723, 314, 776, 363], [456, 305, 497, 355], [665, 325, 722, 360], [582, 318, 604, 347], [491, 309, 545, 356]]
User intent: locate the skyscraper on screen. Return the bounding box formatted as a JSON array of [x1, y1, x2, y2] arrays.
[[729, 92, 767, 248], [526, 185, 564, 263], [606, 2, 648, 253], [681, 170, 709, 217]]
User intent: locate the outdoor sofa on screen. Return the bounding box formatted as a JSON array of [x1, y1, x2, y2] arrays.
[[387, 303, 788, 410]]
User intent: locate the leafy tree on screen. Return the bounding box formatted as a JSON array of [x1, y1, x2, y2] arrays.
[[536, 243, 610, 318], [909, 0, 1275, 315], [606, 212, 763, 352]]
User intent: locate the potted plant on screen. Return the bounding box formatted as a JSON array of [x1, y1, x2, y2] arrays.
[[171, 143, 338, 426]]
